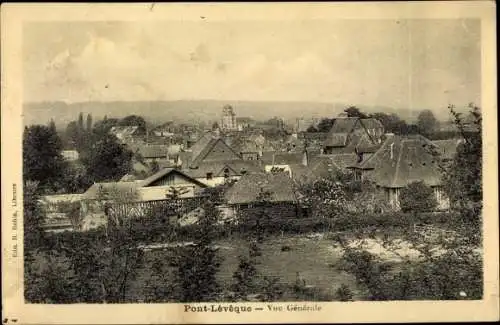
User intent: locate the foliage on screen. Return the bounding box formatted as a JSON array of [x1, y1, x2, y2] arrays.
[[344, 106, 368, 118], [171, 196, 222, 302], [80, 133, 133, 182], [144, 253, 175, 302], [55, 201, 84, 231], [399, 181, 438, 213], [23, 124, 67, 193], [23, 180, 46, 251], [24, 249, 76, 303], [417, 109, 439, 136], [118, 115, 147, 134], [334, 284, 354, 301], [442, 104, 482, 223], [335, 228, 482, 300], [296, 174, 348, 219], [232, 188, 284, 301], [316, 118, 335, 132]]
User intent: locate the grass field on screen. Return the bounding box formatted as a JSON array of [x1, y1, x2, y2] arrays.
[[130, 233, 360, 302]]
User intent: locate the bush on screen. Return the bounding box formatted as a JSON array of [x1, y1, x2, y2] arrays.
[[399, 181, 438, 213]]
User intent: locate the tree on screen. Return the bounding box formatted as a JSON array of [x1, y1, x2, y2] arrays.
[[316, 118, 335, 132], [23, 180, 46, 251], [172, 196, 222, 302], [442, 104, 482, 223], [306, 125, 318, 132], [118, 115, 147, 134], [370, 112, 406, 134], [78, 112, 84, 132], [417, 109, 439, 135], [344, 106, 368, 118], [399, 181, 438, 213], [212, 121, 220, 130], [86, 114, 93, 131], [80, 134, 133, 182], [23, 124, 67, 193]]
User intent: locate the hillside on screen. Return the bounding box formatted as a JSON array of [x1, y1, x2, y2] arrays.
[[23, 100, 442, 128]]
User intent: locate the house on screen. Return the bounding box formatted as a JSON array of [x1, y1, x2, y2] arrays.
[[138, 168, 209, 201], [131, 144, 170, 163], [81, 169, 208, 225], [61, 150, 79, 161], [323, 117, 384, 155], [152, 121, 176, 137], [348, 134, 449, 210], [431, 138, 465, 162], [183, 160, 263, 187], [109, 126, 142, 142], [224, 172, 300, 220], [180, 131, 243, 168]]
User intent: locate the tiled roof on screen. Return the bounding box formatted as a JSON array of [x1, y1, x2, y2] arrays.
[[183, 160, 263, 179], [327, 153, 360, 169], [139, 168, 207, 188], [432, 138, 465, 160], [324, 133, 349, 147], [132, 144, 169, 159], [329, 117, 359, 133], [351, 134, 442, 188], [83, 181, 140, 200], [360, 118, 384, 130], [225, 172, 297, 205]]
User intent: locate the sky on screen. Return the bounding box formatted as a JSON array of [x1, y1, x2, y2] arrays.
[[23, 19, 481, 111]]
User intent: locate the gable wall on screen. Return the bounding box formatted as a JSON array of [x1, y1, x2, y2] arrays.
[[203, 141, 241, 162]]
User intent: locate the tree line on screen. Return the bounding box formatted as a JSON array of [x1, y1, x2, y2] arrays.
[[307, 105, 443, 137], [23, 113, 149, 195]]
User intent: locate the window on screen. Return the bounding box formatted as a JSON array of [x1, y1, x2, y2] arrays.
[[206, 172, 213, 180]]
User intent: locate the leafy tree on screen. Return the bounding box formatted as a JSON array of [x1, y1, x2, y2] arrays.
[[399, 181, 438, 213], [296, 174, 348, 219], [86, 113, 93, 131], [306, 125, 318, 132], [172, 196, 222, 302], [118, 115, 147, 134], [370, 112, 406, 134], [78, 112, 84, 132], [23, 180, 46, 251], [92, 117, 120, 137], [417, 109, 439, 135], [344, 106, 368, 118], [23, 124, 67, 193], [80, 134, 133, 182], [316, 118, 335, 132], [442, 104, 482, 223]]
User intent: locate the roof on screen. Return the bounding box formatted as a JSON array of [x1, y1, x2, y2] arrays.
[[350, 134, 442, 188], [288, 156, 340, 183], [41, 193, 83, 204], [183, 160, 263, 178], [360, 118, 384, 130], [225, 172, 297, 205], [82, 181, 140, 200], [132, 144, 169, 159], [109, 126, 140, 138], [139, 168, 208, 188], [329, 117, 359, 133], [432, 138, 465, 160], [185, 132, 242, 167], [326, 153, 360, 169]]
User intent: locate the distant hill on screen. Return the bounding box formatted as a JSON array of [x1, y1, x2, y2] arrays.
[[23, 100, 448, 128]]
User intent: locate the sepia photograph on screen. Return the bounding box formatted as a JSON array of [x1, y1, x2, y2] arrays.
[[2, 2, 498, 324]]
